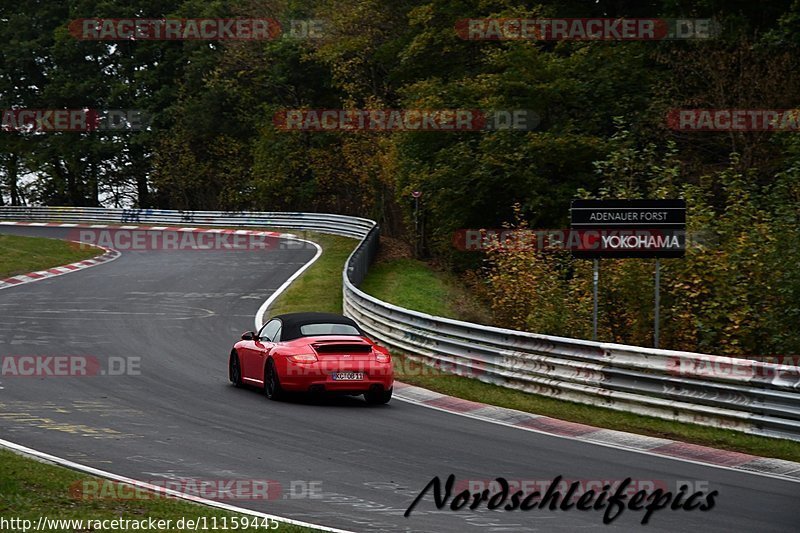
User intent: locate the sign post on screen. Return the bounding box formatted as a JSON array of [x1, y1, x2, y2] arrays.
[[570, 199, 686, 346], [592, 258, 599, 341], [654, 258, 661, 348]]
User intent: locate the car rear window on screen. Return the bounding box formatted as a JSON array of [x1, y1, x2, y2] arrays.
[[300, 323, 361, 336]]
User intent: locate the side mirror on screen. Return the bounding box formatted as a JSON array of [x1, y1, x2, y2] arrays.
[[241, 331, 256, 341]]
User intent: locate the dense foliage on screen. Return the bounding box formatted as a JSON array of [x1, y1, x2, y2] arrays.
[[2, 0, 798, 353]]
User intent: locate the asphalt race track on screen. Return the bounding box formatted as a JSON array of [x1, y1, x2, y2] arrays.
[[0, 225, 797, 532]]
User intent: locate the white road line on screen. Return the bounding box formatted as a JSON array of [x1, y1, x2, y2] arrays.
[[0, 438, 353, 533], [393, 392, 800, 485], [255, 237, 323, 330]]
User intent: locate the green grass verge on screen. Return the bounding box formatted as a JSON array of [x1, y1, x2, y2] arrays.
[[359, 258, 490, 323], [268, 232, 358, 315], [0, 449, 319, 533], [359, 258, 800, 462], [0, 234, 101, 278]]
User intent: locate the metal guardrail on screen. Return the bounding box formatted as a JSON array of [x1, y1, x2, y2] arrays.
[[2, 206, 799, 442], [0, 206, 375, 239]]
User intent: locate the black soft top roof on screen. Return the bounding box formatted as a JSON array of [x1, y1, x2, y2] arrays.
[[271, 312, 364, 341]]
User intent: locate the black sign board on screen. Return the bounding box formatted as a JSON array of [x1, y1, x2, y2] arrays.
[[570, 199, 687, 258]]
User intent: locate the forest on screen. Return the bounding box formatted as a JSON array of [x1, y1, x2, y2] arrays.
[[2, 0, 799, 354]]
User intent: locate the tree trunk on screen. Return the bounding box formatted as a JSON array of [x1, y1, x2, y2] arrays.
[[8, 152, 20, 206], [136, 174, 149, 208]]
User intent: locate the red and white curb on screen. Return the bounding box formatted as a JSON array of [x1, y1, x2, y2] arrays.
[[0, 221, 300, 292], [0, 243, 120, 290], [393, 382, 800, 483]]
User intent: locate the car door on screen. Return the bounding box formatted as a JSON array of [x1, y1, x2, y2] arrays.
[[243, 319, 280, 383]]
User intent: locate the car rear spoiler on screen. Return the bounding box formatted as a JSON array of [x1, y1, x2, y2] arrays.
[[312, 341, 373, 353]]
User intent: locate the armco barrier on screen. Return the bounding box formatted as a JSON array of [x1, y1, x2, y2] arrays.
[[2, 206, 799, 442]]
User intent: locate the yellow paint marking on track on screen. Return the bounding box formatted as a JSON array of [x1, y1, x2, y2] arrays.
[[0, 400, 140, 415], [38, 423, 116, 434], [0, 403, 142, 439]]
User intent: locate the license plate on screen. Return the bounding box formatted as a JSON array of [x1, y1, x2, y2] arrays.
[[331, 372, 364, 381]]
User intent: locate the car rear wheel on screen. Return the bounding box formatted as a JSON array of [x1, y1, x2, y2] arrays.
[[229, 352, 242, 387], [265, 359, 285, 401], [365, 387, 392, 405]]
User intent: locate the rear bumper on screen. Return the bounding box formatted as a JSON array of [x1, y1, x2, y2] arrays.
[[306, 381, 393, 395], [280, 360, 393, 393], [282, 376, 394, 393]]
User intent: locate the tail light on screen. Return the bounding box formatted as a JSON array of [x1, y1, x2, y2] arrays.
[[288, 354, 318, 363], [375, 351, 391, 363]]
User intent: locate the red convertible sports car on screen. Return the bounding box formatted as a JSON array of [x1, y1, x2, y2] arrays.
[[229, 312, 394, 404]]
